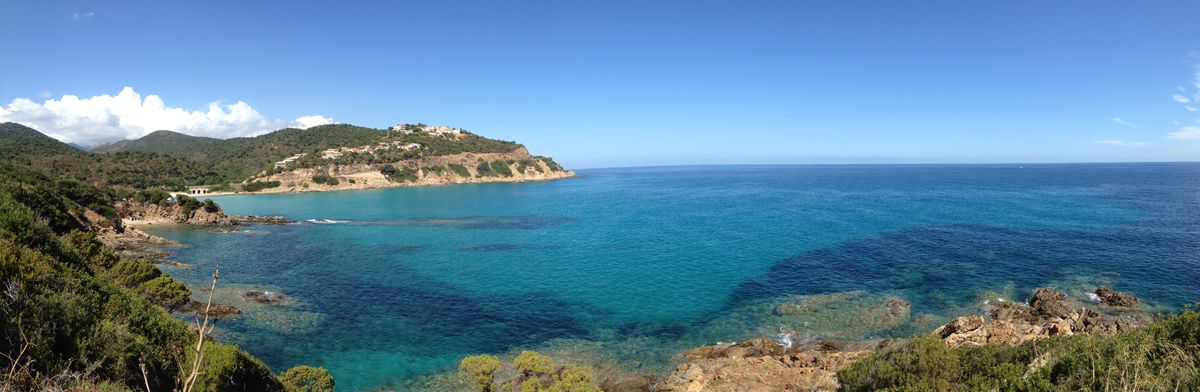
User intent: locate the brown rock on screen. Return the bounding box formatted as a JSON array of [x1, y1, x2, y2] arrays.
[[989, 301, 1040, 324], [1095, 287, 1138, 307], [1046, 319, 1073, 336], [939, 316, 984, 338], [1029, 288, 1072, 319], [599, 374, 655, 392]]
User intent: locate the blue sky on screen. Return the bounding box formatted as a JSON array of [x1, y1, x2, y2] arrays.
[[2, 1, 1199, 168]]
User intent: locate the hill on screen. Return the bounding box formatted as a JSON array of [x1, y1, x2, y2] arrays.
[[0, 122, 226, 190], [91, 129, 223, 157]]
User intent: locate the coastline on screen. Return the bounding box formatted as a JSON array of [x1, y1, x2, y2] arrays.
[[195, 170, 577, 198]]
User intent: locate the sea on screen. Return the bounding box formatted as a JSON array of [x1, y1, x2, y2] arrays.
[[143, 163, 1200, 391]]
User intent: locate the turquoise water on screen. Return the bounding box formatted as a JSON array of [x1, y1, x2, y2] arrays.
[[145, 164, 1200, 391]]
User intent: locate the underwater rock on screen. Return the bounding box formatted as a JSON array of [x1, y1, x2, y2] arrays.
[[179, 300, 242, 318], [242, 290, 286, 305], [1094, 287, 1139, 307], [772, 302, 814, 316]]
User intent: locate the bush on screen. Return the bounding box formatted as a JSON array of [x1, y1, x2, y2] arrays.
[[380, 165, 418, 182], [448, 164, 471, 177], [191, 342, 286, 392], [279, 365, 335, 392], [311, 174, 339, 186], [837, 309, 1200, 391], [489, 160, 513, 177], [136, 276, 192, 311], [242, 180, 281, 192], [107, 258, 162, 288], [475, 161, 494, 177], [459, 355, 502, 392], [514, 351, 553, 377]]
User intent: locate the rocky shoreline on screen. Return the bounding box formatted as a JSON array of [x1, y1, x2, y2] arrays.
[[653, 286, 1150, 391]]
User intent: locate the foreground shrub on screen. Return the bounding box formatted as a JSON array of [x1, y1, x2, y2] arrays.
[[279, 365, 335, 392], [460, 354, 502, 392], [838, 308, 1200, 391]]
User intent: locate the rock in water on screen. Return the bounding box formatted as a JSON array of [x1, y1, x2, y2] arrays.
[[1094, 287, 1139, 307], [1029, 288, 1072, 319]]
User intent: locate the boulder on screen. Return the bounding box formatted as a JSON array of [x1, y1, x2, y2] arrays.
[[1046, 319, 1073, 336], [1095, 287, 1138, 307], [989, 301, 1039, 324], [1029, 288, 1072, 319], [938, 316, 984, 338]]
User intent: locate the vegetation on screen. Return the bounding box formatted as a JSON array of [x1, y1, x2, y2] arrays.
[[838, 307, 1200, 391], [278, 365, 335, 392], [380, 165, 418, 182], [311, 174, 339, 186], [458, 351, 600, 392], [0, 158, 321, 390], [448, 163, 472, 177], [489, 160, 514, 177], [243, 180, 282, 192], [475, 161, 495, 177]]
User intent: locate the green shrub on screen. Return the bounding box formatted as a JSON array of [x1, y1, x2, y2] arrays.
[[107, 258, 162, 288], [489, 160, 513, 177], [448, 164, 471, 177], [191, 342, 286, 392], [242, 180, 281, 192], [514, 351, 554, 377], [136, 276, 192, 311], [380, 166, 418, 182], [279, 365, 335, 392], [460, 355, 502, 392], [311, 174, 339, 186], [476, 161, 494, 177]]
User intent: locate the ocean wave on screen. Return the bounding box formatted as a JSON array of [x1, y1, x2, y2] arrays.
[[306, 218, 350, 224]]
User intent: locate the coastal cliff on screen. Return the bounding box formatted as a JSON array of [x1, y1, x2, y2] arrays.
[[242, 147, 575, 194]]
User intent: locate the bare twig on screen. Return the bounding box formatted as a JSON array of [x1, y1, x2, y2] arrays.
[[180, 266, 219, 392], [140, 357, 152, 392]]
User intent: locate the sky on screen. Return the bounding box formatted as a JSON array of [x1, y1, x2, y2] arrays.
[[1, 1, 1199, 168]]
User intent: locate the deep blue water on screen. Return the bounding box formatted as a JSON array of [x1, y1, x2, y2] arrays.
[[145, 164, 1200, 391]]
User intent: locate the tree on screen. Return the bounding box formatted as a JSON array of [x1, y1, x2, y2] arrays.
[[459, 355, 502, 392], [514, 351, 554, 378], [279, 365, 335, 392]]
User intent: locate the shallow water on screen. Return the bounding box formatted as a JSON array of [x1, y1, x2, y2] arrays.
[[145, 163, 1200, 391]]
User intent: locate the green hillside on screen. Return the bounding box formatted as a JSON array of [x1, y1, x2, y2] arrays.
[[93, 123, 527, 180], [0, 123, 227, 190], [0, 162, 328, 391]]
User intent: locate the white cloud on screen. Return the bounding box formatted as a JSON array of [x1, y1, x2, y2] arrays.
[[1173, 94, 1192, 104], [72, 12, 94, 21], [289, 115, 334, 129], [1166, 126, 1200, 140], [1093, 139, 1149, 148], [0, 87, 331, 146], [1110, 117, 1136, 127], [1187, 106, 1199, 112]]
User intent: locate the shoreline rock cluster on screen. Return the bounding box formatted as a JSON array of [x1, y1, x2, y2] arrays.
[[936, 287, 1147, 348], [657, 286, 1147, 392]]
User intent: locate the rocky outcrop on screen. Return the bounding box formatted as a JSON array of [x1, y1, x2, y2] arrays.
[[116, 201, 237, 226], [934, 288, 1149, 348], [660, 338, 884, 392], [246, 149, 575, 194], [1095, 287, 1139, 307]]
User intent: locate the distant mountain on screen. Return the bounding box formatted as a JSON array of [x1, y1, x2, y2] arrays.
[[91, 130, 222, 156]]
